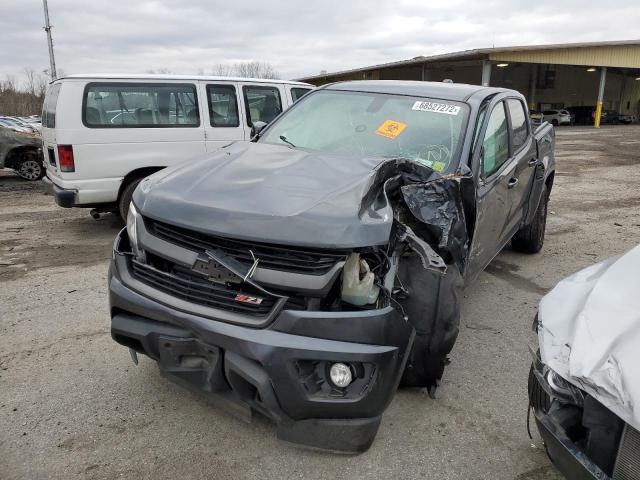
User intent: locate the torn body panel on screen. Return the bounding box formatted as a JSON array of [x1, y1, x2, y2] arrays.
[[355, 158, 470, 388]]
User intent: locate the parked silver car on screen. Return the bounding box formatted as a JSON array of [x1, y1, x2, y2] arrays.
[[529, 245, 640, 479]]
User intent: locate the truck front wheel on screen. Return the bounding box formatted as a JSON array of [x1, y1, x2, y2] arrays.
[[512, 185, 548, 253]]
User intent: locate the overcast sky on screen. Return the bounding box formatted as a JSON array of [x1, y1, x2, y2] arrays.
[[2, 0, 639, 82]]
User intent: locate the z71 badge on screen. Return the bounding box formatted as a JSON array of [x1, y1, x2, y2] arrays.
[[234, 294, 264, 305]]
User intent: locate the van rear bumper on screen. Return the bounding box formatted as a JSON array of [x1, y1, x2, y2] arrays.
[[43, 173, 122, 206], [43, 176, 76, 208]]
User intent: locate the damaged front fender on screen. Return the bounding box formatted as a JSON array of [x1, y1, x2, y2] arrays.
[[359, 159, 472, 390]]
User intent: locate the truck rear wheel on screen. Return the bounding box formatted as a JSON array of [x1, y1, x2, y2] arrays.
[[512, 185, 548, 254], [118, 178, 143, 220]]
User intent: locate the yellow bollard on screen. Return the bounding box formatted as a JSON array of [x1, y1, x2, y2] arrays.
[[594, 101, 603, 128]]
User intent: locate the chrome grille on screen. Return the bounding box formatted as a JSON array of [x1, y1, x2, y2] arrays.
[[613, 424, 640, 480]]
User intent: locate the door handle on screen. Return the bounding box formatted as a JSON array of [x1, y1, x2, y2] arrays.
[[508, 177, 519, 189], [528, 158, 538, 166]]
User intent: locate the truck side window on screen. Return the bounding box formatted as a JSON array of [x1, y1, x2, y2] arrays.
[[243, 86, 282, 127], [482, 102, 509, 176], [507, 99, 528, 151], [207, 85, 239, 127]]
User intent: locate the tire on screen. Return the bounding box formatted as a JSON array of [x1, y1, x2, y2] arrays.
[[400, 352, 449, 394], [118, 178, 143, 220], [551, 119, 558, 126], [16, 154, 45, 181], [528, 363, 550, 414], [512, 185, 548, 254], [400, 343, 448, 392]]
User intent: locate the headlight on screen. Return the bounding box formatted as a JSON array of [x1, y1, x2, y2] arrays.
[[139, 176, 154, 194], [126, 202, 144, 260]]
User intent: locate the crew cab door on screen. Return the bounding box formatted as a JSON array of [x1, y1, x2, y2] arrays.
[[466, 97, 515, 280], [201, 82, 246, 151], [503, 98, 538, 234]]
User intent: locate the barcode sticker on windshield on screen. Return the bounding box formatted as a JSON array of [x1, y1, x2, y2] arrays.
[[412, 101, 460, 115]]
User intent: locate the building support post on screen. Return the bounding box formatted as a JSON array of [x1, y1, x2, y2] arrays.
[[594, 67, 607, 128], [529, 64, 537, 110], [481, 60, 491, 87]]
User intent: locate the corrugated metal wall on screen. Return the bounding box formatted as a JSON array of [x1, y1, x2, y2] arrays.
[[490, 45, 640, 68]]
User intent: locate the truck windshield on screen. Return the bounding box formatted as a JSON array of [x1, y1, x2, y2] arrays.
[[261, 89, 469, 173]]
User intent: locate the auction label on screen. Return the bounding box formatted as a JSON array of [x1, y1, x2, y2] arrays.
[[412, 101, 460, 115], [376, 119, 407, 139]]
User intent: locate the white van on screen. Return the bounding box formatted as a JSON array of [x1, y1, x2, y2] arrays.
[[41, 74, 314, 218]]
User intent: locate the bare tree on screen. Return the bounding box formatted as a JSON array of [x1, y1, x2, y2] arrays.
[[211, 61, 280, 79], [146, 68, 175, 74], [0, 68, 50, 116], [236, 61, 280, 79], [23, 68, 38, 95], [212, 63, 236, 77]]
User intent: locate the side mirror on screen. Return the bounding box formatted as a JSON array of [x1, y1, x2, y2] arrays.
[[250, 121, 268, 140]]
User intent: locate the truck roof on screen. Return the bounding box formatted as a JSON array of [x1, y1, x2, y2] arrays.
[[54, 73, 313, 87], [323, 80, 508, 102]]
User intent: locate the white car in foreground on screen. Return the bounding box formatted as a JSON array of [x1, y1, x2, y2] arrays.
[[529, 245, 640, 479]]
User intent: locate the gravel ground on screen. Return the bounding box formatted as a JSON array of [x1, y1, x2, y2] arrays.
[[1, 125, 639, 479]]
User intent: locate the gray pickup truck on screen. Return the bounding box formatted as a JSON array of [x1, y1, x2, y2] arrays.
[[108, 80, 555, 453]]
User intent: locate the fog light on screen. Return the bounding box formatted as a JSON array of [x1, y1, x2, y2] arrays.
[[329, 363, 352, 388]]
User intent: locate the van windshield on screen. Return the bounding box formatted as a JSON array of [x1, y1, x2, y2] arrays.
[[260, 89, 469, 173]]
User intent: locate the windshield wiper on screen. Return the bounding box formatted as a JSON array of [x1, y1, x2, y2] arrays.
[[279, 135, 296, 149]]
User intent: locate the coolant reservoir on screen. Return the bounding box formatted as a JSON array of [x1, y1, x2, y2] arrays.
[[341, 253, 380, 306]]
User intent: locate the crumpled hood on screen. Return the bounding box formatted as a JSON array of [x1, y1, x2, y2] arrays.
[[135, 142, 393, 248], [538, 244, 640, 430]]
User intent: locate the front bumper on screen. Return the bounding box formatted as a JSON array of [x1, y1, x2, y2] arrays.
[[529, 358, 635, 479], [109, 230, 414, 453], [533, 412, 609, 480]]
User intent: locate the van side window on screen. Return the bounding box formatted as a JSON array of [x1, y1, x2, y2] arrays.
[[243, 86, 282, 126], [291, 88, 312, 102], [83, 83, 199, 128], [206, 85, 239, 127], [42, 83, 61, 128], [507, 99, 528, 151], [482, 102, 509, 176]]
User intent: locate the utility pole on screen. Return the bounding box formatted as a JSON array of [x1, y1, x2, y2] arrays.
[[42, 0, 57, 79]]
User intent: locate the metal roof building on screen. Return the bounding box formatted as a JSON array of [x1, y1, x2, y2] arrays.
[[298, 41, 640, 127]]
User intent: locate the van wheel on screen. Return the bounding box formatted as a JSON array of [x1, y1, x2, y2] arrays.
[[512, 186, 548, 254], [118, 178, 143, 220], [16, 155, 44, 181], [551, 119, 559, 126]]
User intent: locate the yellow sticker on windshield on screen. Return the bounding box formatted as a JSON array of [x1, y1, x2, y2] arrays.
[[432, 161, 446, 172], [375, 119, 407, 139]]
